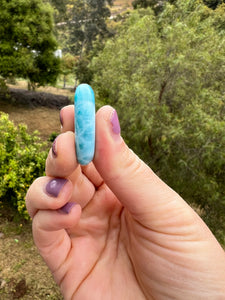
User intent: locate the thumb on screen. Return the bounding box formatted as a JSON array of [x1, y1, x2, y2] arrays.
[[94, 106, 196, 228]]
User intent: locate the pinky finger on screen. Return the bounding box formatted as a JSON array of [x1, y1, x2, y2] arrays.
[[32, 204, 81, 272]]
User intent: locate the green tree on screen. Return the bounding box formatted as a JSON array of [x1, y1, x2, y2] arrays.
[[60, 53, 76, 88], [47, 0, 68, 23], [66, 0, 114, 56], [132, 0, 176, 14], [57, 0, 114, 84], [132, 0, 225, 12], [91, 1, 225, 242], [132, 0, 155, 9], [0, 0, 60, 89]]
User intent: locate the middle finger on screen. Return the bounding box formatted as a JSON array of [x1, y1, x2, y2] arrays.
[[46, 131, 78, 178], [46, 131, 96, 208]]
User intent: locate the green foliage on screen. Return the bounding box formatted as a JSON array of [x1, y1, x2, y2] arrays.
[[132, 0, 225, 12], [213, 3, 225, 32], [46, 0, 68, 23], [91, 1, 225, 242], [0, 113, 48, 219], [48, 131, 59, 142], [61, 53, 76, 75], [60, 53, 76, 88], [132, 0, 176, 14], [0, 0, 60, 88], [0, 78, 8, 93], [203, 0, 225, 9], [66, 0, 114, 56], [132, 0, 155, 9], [55, 0, 114, 85], [74, 57, 94, 84]]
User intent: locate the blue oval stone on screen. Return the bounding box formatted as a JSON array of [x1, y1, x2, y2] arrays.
[[74, 84, 95, 165]]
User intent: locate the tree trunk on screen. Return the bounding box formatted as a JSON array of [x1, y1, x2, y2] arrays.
[[63, 75, 66, 89]]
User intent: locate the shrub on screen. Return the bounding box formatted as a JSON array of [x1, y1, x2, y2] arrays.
[[48, 131, 59, 142], [91, 3, 225, 243], [0, 112, 48, 219]]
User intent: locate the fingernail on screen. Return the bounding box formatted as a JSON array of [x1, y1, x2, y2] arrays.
[[59, 202, 76, 214], [52, 138, 57, 157], [59, 110, 63, 127], [111, 110, 121, 135], [46, 178, 68, 197]]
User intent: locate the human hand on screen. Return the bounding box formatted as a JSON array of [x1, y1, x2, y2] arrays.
[[26, 105, 225, 300]]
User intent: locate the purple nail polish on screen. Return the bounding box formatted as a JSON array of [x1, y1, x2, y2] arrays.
[[111, 110, 121, 135], [59, 202, 76, 214], [52, 138, 57, 157], [46, 178, 68, 197]]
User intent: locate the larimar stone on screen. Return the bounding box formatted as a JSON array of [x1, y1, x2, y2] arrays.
[[74, 84, 95, 165]]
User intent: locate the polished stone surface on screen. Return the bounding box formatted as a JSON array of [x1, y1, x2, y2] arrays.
[[74, 84, 95, 165]]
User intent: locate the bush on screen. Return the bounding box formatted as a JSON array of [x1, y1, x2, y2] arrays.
[[0, 112, 48, 219], [48, 131, 59, 142], [91, 3, 225, 243]]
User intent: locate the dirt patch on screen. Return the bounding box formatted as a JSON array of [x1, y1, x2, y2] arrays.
[[111, 0, 133, 16], [0, 81, 73, 140], [0, 100, 61, 141], [114, 0, 133, 6], [0, 209, 62, 299]]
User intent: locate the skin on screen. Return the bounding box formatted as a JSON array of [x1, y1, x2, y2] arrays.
[[26, 105, 225, 300]]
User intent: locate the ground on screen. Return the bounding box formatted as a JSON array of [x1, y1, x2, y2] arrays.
[[0, 82, 71, 299], [111, 0, 133, 16], [1, 81, 73, 140], [0, 208, 63, 300]]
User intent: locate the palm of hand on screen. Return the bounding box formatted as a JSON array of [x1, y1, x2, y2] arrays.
[[33, 174, 212, 300], [42, 181, 148, 300]]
